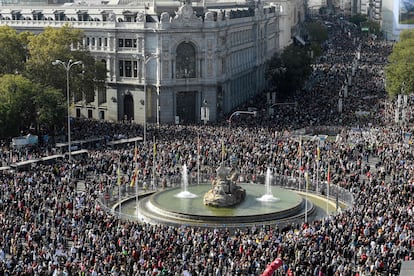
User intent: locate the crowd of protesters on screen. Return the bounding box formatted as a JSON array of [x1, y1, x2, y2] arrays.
[[1, 17, 413, 276]]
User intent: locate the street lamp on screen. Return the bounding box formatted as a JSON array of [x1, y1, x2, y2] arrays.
[[52, 59, 83, 162], [135, 53, 158, 144], [228, 110, 257, 129]]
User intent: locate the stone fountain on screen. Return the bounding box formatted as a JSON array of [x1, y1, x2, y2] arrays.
[[121, 158, 322, 228], [203, 162, 246, 207]]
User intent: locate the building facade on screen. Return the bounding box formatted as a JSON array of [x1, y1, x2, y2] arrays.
[[0, 0, 292, 124]]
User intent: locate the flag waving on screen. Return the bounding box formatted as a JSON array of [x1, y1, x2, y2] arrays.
[[130, 167, 138, 187]]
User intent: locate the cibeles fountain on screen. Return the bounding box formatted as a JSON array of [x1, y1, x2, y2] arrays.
[[121, 161, 317, 228], [203, 162, 246, 207]]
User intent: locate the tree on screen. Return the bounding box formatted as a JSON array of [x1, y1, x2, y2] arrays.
[[304, 21, 328, 45], [0, 74, 66, 138], [304, 21, 328, 59], [385, 29, 414, 99], [25, 25, 106, 104], [349, 14, 367, 26], [0, 75, 37, 138], [0, 26, 106, 140], [266, 45, 312, 100], [34, 87, 66, 135], [0, 26, 28, 75]]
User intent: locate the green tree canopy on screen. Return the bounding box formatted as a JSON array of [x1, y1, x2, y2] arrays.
[[304, 21, 328, 59], [385, 29, 414, 99], [266, 44, 312, 100], [349, 14, 367, 26], [0, 25, 106, 139], [304, 21, 328, 45], [35, 86, 66, 135], [25, 25, 106, 104], [0, 26, 28, 75], [0, 75, 37, 137], [0, 74, 66, 138]]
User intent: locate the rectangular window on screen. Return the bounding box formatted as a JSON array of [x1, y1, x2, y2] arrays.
[[133, 39, 137, 48], [76, 108, 81, 118], [118, 39, 124, 48], [102, 13, 107, 21], [119, 60, 124, 77], [125, 61, 132, 77], [99, 111, 105, 120], [88, 109, 93, 119], [87, 37, 90, 46], [104, 38, 108, 47], [92, 37, 95, 46], [98, 85, 106, 105], [133, 61, 138, 78], [33, 13, 43, 20], [125, 39, 132, 48], [98, 38, 102, 47]]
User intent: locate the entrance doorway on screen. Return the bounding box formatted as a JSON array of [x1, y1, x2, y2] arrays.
[[123, 94, 134, 121], [176, 91, 196, 124]]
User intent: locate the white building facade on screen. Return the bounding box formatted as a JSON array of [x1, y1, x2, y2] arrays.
[[0, 0, 300, 124]]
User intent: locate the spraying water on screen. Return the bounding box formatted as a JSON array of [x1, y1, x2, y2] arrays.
[[175, 164, 198, 198], [257, 168, 279, 202]]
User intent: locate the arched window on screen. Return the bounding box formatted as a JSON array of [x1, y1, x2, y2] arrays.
[[176, 42, 196, 78]]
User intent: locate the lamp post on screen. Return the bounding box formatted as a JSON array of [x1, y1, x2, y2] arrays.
[[52, 59, 82, 162], [135, 53, 158, 144], [228, 110, 257, 129]]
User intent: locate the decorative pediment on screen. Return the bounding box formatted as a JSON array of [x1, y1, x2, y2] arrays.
[[171, 3, 202, 26]]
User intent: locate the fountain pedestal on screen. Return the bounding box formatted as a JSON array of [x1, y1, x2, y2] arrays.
[[203, 162, 246, 207]]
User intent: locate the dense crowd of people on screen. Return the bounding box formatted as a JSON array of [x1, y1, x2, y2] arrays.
[[1, 17, 413, 276]]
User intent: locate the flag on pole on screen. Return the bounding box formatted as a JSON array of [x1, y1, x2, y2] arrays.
[[298, 136, 302, 157], [117, 167, 121, 185], [130, 167, 138, 187], [133, 147, 138, 163], [316, 146, 320, 161], [153, 141, 157, 157], [327, 165, 331, 185]]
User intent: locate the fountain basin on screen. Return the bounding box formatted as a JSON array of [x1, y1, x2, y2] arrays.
[[132, 184, 315, 227]]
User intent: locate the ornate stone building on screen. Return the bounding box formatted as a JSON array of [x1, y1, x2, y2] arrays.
[[0, 0, 292, 124]]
